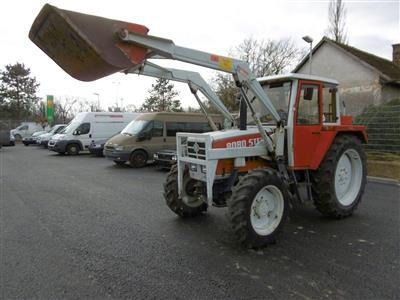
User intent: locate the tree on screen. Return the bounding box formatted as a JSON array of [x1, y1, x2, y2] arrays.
[[327, 0, 348, 44], [207, 37, 302, 112], [54, 96, 78, 123], [209, 73, 239, 112], [233, 37, 301, 77], [140, 78, 182, 112], [0, 62, 40, 120]]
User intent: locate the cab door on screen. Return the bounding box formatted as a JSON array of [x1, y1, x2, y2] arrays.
[[293, 81, 323, 169]]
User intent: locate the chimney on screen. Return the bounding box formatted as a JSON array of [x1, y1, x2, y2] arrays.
[[393, 44, 400, 67]]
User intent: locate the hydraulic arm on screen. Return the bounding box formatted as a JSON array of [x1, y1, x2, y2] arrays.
[[128, 62, 235, 129]]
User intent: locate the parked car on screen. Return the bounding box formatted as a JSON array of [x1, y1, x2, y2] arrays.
[[153, 149, 177, 169], [36, 124, 67, 147], [49, 112, 139, 155], [10, 122, 48, 141], [104, 112, 222, 168], [22, 131, 47, 146], [88, 139, 107, 157], [8, 133, 15, 146]]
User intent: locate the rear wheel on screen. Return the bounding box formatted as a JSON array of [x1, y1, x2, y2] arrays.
[[14, 134, 22, 142], [311, 135, 367, 218], [130, 150, 147, 168], [66, 143, 80, 155], [228, 169, 290, 248], [163, 164, 207, 217]]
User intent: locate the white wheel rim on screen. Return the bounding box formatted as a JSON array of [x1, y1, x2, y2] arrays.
[[250, 185, 284, 236], [335, 149, 363, 206]]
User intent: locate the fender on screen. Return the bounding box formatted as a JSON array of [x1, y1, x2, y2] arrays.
[[308, 126, 367, 170]]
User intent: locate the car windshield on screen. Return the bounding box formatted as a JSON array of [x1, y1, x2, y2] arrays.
[[60, 122, 78, 134], [49, 126, 60, 133], [121, 120, 150, 136]]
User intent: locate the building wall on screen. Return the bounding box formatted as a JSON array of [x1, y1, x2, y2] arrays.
[[296, 43, 383, 115]]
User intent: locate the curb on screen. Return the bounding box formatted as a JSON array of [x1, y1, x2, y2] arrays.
[[367, 176, 400, 186]]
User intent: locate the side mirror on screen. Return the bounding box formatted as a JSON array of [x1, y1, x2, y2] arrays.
[[136, 132, 146, 142], [303, 87, 314, 101]]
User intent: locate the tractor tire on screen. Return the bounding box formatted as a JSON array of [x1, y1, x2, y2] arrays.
[[66, 143, 80, 155], [311, 135, 367, 218], [130, 150, 147, 168], [163, 164, 207, 217], [228, 168, 290, 248]]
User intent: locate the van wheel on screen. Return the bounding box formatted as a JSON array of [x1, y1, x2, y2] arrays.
[[130, 150, 147, 168], [67, 143, 80, 155], [14, 134, 22, 142]]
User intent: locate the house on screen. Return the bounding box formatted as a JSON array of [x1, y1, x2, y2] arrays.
[[293, 37, 400, 115]]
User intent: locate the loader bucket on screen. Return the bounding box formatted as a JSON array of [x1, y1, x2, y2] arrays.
[[29, 4, 149, 81]]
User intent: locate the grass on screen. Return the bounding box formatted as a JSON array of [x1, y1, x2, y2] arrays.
[[367, 152, 400, 181]]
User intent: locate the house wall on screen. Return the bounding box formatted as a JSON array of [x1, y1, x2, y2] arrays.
[[296, 43, 384, 115]]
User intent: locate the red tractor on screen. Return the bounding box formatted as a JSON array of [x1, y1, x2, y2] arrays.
[[30, 4, 367, 248]]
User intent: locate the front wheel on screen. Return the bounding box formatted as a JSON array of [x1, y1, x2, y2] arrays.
[[311, 135, 367, 218], [130, 150, 147, 168], [66, 143, 80, 155], [228, 169, 290, 248], [163, 164, 207, 217]]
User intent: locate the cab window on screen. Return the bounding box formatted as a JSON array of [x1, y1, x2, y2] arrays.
[[152, 121, 164, 137], [296, 84, 320, 125], [322, 87, 338, 123], [76, 123, 90, 135]]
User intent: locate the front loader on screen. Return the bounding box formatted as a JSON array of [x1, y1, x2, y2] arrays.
[[30, 4, 368, 248]]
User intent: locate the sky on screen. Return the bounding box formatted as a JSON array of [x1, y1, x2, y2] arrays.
[[0, 0, 398, 110]]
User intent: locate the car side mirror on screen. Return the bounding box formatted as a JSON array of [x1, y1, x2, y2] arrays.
[[136, 132, 146, 142]]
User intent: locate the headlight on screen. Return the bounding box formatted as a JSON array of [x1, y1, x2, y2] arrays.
[[201, 165, 207, 173], [171, 155, 177, 161], [115, 145, 124, 151], [189, 163, 197, 171], [153, 153, 158, 159]]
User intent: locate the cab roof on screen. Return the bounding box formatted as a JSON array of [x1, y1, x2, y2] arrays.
[[258, 73, 339, 86]]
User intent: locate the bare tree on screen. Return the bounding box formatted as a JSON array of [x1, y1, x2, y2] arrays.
[[232, 37, 302, 77], [54, 96, 78, 123], [207, 37, 302, 111], [327, 0, 348, 44]]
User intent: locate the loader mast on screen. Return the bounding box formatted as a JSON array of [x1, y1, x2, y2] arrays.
[[118, 30, 281, 153]]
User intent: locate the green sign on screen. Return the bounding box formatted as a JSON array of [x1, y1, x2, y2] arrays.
[[47, 95, 54, 123]]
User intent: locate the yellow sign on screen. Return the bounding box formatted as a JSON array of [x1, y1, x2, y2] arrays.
[[219, 57, 233, 72]]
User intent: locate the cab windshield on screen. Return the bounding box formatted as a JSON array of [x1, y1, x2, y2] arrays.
[[121, 120, 150, 136], [249, 81, 292, 123]]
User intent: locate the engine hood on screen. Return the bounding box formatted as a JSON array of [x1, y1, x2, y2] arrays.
[[106, 133, 134, 146]]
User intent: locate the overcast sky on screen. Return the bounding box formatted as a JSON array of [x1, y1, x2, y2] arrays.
[[0, 0, 398, 110]]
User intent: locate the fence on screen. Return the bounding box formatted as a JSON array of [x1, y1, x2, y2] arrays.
[[354, 99, 400, 154]]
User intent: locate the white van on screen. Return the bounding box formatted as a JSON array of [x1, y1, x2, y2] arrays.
[[48, 112, 139, 155], [11, 122, 48, 140]]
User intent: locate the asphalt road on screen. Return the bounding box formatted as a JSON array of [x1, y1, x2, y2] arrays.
[[1, 145, 399, 299]]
